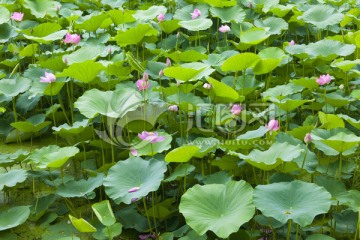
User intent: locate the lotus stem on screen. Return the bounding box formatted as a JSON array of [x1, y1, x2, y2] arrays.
[[286, 219, 292, 240]]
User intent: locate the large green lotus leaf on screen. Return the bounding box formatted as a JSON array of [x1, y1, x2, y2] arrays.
[[19, 43, 38, 57], [0, 6, 10, 24], [92, 222, 122, 239], [209, 5, 245, 23], [240, 28, 270, 45], [319, 112, 345, 130], [102, 0, 127, 9], [258, 47, 287, 60], [254, 180, 331, 227], [76, 88, 142, 119], [179, 181, 255, 238], [58, 60, 105, 83], [57, 174, 103, 198], [323, 92, 352, 108], [331, 58, 360, 71], [298, 5, 344, 29], [53, 119, 89, 136], [163, 67, 203, 82], [108, 9, 135, 25], [314, 175, 347, 200], [236, 126, 268, 140], [23, 30, 67, 44], [115, 24, 158, 46], [26, 145, 79, 168], [270, 97, 313, 112], [0, 77, 31, 97], [92, 200, 116, 227], [270, 4, 293, 17], [253, 58, 282, 75], [0, 169, 27, 190], [232, 142, 304, 171], [74, 89, 110, 119], [291, 78, 318, 91], [337, 190, 360, 212], [165, 50, 207, 63], [252, 0, 279, 13], [189, 137, 219, 158], [76, 13, 109, 32], [11, 119, 51, 133], [134, 5, 167, 21], [0, 206, 30, 231], [164, 163, 196, 182], [338, 114, 360, 129], [311, 128, 360, 155], [181, 62, 215, 80], [0, 23, 16, 43], [39, 55, 67, 72], [221, 52, 260, 72], [23, 23, 61, 37], [305, 40, 355, 61], [159, 20, 180, 34], [69, 215, 97, 233], [285, 44, 309, 59], [204, 0, 236, 7], [306, 234, 335, 240], [165, 146, 200, 162], [254, 17, 288, 35], [104, 157, 167, 204], [207, 77, 238, 101], [262, 83, 303, 99], [62, 44, 108, 65], [351, 89, 360, 100], [179, 19, 213, 31], [24, 0, 57, 18]]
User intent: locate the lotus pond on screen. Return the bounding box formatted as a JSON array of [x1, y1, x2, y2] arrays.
[[1, 0, 360, 239]]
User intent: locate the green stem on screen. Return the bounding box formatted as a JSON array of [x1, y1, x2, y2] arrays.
[[142, 197, 153, 233], [286, 219, 292, 240]]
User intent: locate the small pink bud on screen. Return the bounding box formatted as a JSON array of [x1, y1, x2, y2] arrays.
[[203, 83, 212, 89], [157, 13, 165, 22], [63, 58, 68, 65], [168, 105, 178, 112], [56, 5, 60, 11], [159, 69, 163, 77], [142, 72, 149, 81], [219, 25, 231, 33], [304, 133, 312, 144], [266, 119, 280, 132], [289, 40, 295, 45], [130, 148, 137, 156], [166, 58, 171, 67], [191, 8, 201, 20], [231, 104, 242, 115]]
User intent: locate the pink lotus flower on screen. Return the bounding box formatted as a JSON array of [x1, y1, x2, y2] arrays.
[[10, 12, 24, 22], [142, 72, 149, 82], [248, 2, 252, 8], [56, 5, 60, 12], [219, 25, 231, 33], [203, 83, 212, 89], [40, 72, 56, 83], [159, 69, 163, 77], [191, 9, 201, 20], [136, 79, 150, 91], [139, 234, 156, 240], [168, 105, 178, 112], [166, 58, 171, 67], [304, 133, 312, 144], [266, 119, 280, 131], [157, 13, 165, 22], [128, 186, 140, 193], [231, 104, 242, 115], [63, 33, 81, 44], [316, 74, 332, 85], [131, 197, 138, 202], [138, 131, 165, 143], [289, 40, 295, 45]]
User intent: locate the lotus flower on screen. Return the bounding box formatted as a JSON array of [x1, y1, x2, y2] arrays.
[[10, 12, 24, 21], [138, 131, 165, 143], [142, 72, 149, 82], [136, 79, 150, 91], [304, 133, 312, 144], [168, 105, 178, 112], [289, 40, 295, 45], [316, 74, 331, 85], [40, 72, 56, 83], [266, 119, 280, 131], [63, 33, 81, 44], [219, 25, 231, 33], [157, 13, 165, 22], [203, 83, 212, 89], [139, 234, 156, 240], [159, 69, 163, 77], [191, 8, 201, 19], [231, 104, 242, 115]]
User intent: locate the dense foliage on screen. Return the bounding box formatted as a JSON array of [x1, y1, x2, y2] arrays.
[[0, 0, 360, 239]]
